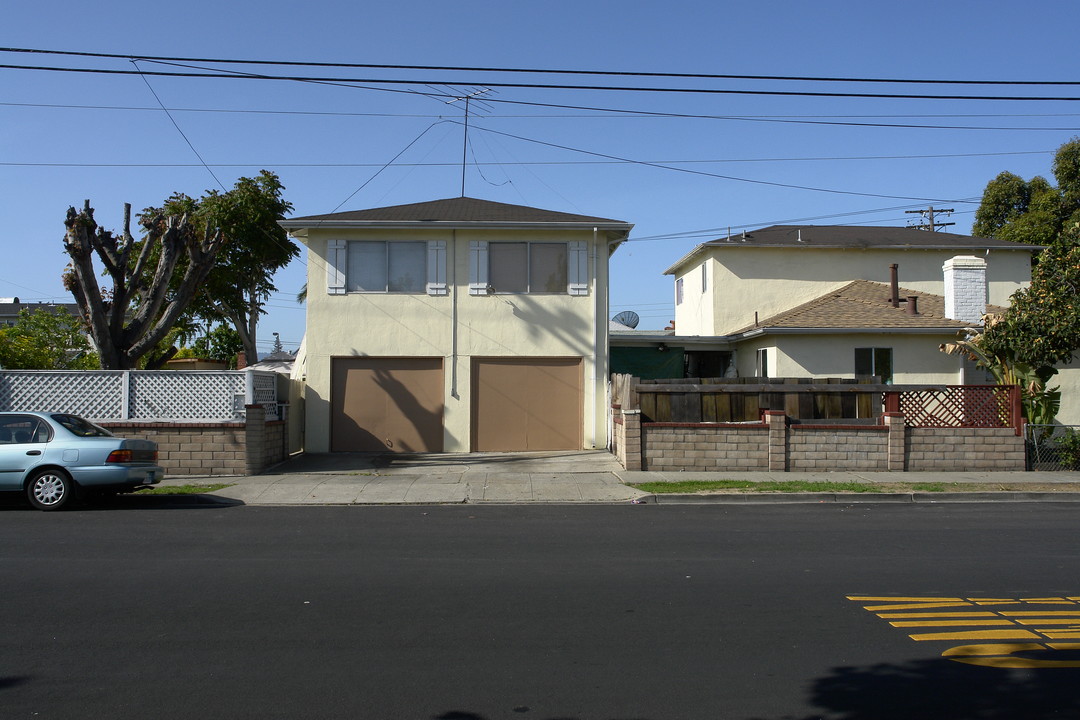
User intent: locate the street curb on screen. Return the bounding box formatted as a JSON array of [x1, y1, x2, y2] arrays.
[[649, 492, 1080, 504]]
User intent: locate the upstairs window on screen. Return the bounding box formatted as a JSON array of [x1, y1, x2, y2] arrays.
[[489, 242, 567, 293], [469, 241, 587, 295], [326, 239, 446, 296], [855, 347, 893, 384], [347, 241, 426, 293], [676, 278, 684, 305]]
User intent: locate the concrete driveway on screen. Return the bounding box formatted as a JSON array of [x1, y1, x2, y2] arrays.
[[170, 450, 649, 505]]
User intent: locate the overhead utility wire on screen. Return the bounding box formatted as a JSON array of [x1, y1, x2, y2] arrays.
[[5, 99, 1080, 131], [7, 101, 1080, 121], [1, 150, 1055, 169], [4, 63, 1080, 102], [463, 122, 977, 204], [4, 47, 1080, 86]]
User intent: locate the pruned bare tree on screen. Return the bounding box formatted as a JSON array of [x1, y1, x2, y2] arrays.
[[63, 200, 225, 369]]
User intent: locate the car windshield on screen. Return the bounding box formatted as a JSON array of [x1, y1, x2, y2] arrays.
[[50, 414, 114, 438]]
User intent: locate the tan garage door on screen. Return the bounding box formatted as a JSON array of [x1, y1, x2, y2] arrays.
[[331, 357, 444, 452], [472, 358, 582, 451]]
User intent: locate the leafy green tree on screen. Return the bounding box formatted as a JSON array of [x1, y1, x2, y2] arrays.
[[192, 325, 244, 368], [145, 171, 296, 364], [0, 308, 98, 370], [978, 225, 1080, 369], [973, 138, 1080, 246]]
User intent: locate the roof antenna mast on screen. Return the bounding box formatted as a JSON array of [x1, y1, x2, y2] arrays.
[[444, 87, 492, 197]]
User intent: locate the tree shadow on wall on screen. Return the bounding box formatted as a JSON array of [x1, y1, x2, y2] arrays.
[[756, 655, 1080, 720]]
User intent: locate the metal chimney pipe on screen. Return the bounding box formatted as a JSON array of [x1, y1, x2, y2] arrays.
[[889, 264, 900, 308], [906, 295, 919, 315]]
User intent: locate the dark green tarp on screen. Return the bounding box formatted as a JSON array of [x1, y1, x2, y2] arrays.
[[610, 346, 684, 379]]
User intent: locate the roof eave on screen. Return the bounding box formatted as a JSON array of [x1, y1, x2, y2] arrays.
[[279, 219, 634, 232], [734, 325, 977, 339]]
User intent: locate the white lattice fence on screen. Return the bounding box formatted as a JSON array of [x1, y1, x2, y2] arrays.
[[0, 371, 125, 418], [0, 370, 280, 421]]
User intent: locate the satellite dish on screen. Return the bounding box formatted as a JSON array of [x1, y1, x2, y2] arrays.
[[612, 310, 640, 329]]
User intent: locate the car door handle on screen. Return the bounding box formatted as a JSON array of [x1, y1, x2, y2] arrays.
[[26, 450, 41, 456]]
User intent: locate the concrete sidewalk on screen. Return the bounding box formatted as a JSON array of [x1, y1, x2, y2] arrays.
[[158, 451, 1080, 506]]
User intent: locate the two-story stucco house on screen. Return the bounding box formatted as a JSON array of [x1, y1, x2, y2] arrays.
[[661, 224, 1044, 386], [281, 197, 632, 453]]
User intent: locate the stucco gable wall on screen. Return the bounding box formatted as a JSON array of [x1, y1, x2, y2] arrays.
[[682, 246, 1031, 335], [299, 226, 609, 452]]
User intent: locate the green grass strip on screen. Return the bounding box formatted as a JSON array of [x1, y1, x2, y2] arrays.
[[137, 483, 233, 495], [633, 480, 889, 494]]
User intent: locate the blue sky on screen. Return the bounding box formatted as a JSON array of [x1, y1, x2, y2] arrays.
[[3, 0, 1079, 351]]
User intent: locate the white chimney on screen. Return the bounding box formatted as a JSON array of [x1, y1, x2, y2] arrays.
[[943, 255, 987, 324]]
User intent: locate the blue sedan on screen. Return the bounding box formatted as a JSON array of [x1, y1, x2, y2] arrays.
[[0, 412, 164, 510]]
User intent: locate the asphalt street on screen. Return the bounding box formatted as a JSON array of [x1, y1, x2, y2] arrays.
[[3, 501, 1080, 719]]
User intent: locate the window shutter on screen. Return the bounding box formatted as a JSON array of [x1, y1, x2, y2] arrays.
[[469, 241, 489, 295], [568, 241, 588, 296], [426, 240, 448, 296], [326, 239, 346, 295]]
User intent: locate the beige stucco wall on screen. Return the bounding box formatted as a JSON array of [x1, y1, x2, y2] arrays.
[[1052, 361, 1080, 426], [674, 257, 714, 336], [673, 246, 1033, 335], [298, 227, 613, 452], [734, 332, 966, 384]]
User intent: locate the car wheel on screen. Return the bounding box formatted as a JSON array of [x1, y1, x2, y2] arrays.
[[26, 469, 75, 511]]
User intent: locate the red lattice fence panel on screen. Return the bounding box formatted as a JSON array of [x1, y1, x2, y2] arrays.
[[889, 385, 1020, 431]]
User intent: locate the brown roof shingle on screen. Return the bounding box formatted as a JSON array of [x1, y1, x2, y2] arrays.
[[282, 196, 630, 227], [733, 279, 1006, 335]]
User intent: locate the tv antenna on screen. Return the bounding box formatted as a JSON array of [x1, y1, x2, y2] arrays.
[[443, 87, 493, 197]]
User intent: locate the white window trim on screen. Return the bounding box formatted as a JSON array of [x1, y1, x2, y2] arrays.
[[326, 239, 347, 295], [327, 239, 447, 296]]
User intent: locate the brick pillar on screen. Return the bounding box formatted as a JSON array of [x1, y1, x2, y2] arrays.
[[765, 411, 787, 472], [621, 410, 642, 471], [884, 412, 906, 471], [245, 404, 266, 475]]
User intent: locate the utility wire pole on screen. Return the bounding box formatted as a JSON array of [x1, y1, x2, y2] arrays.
[[444, 87, 491, 197], [906, 206, 955, 232]]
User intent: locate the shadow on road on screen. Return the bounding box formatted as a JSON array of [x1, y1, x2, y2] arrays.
[[0, 493, 243, 512], [756, 655, 1080, 720]]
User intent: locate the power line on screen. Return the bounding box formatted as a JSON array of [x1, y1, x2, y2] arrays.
[[4, 62, 1080, 102], [464, 122, 979, 203], [4, 46, 1080, 87], [0, 149, 1057, 168]]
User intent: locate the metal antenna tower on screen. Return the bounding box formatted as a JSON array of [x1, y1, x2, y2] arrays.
[[443, 87, 492, 197]]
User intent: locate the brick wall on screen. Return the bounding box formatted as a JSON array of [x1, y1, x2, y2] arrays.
[[614, 411, 1026, 472], [99, 405, 288, 477], [641, 423, 769, 471], [788, 427, 888, 471], [907, 427, 1025, 471]]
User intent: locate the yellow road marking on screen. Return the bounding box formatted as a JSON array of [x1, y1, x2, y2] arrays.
[[847, 596, 966, 602], [1004, 611, 1080, 616], [909, 629, 1040, 641], [875, 612, 998, 619], [1014, 619, 1080, 625], [890, 620, 1015, 628], [861, 602, 975, 611], [943, 643, 1080, 668]]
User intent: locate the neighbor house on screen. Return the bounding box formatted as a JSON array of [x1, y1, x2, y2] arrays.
[[660, 224, 1041, 382], [281, 197, 632, 453]]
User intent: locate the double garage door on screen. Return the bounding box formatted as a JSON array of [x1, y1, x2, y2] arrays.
[[331, 357, 581, 452]]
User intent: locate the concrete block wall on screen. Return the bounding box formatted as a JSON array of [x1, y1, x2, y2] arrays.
[[907, 427, 1025, 471], [615, 414, 1026, 472], [788, 427, 888, 471], [640, 424, 769, 471], [99, 406, 289, 477]]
